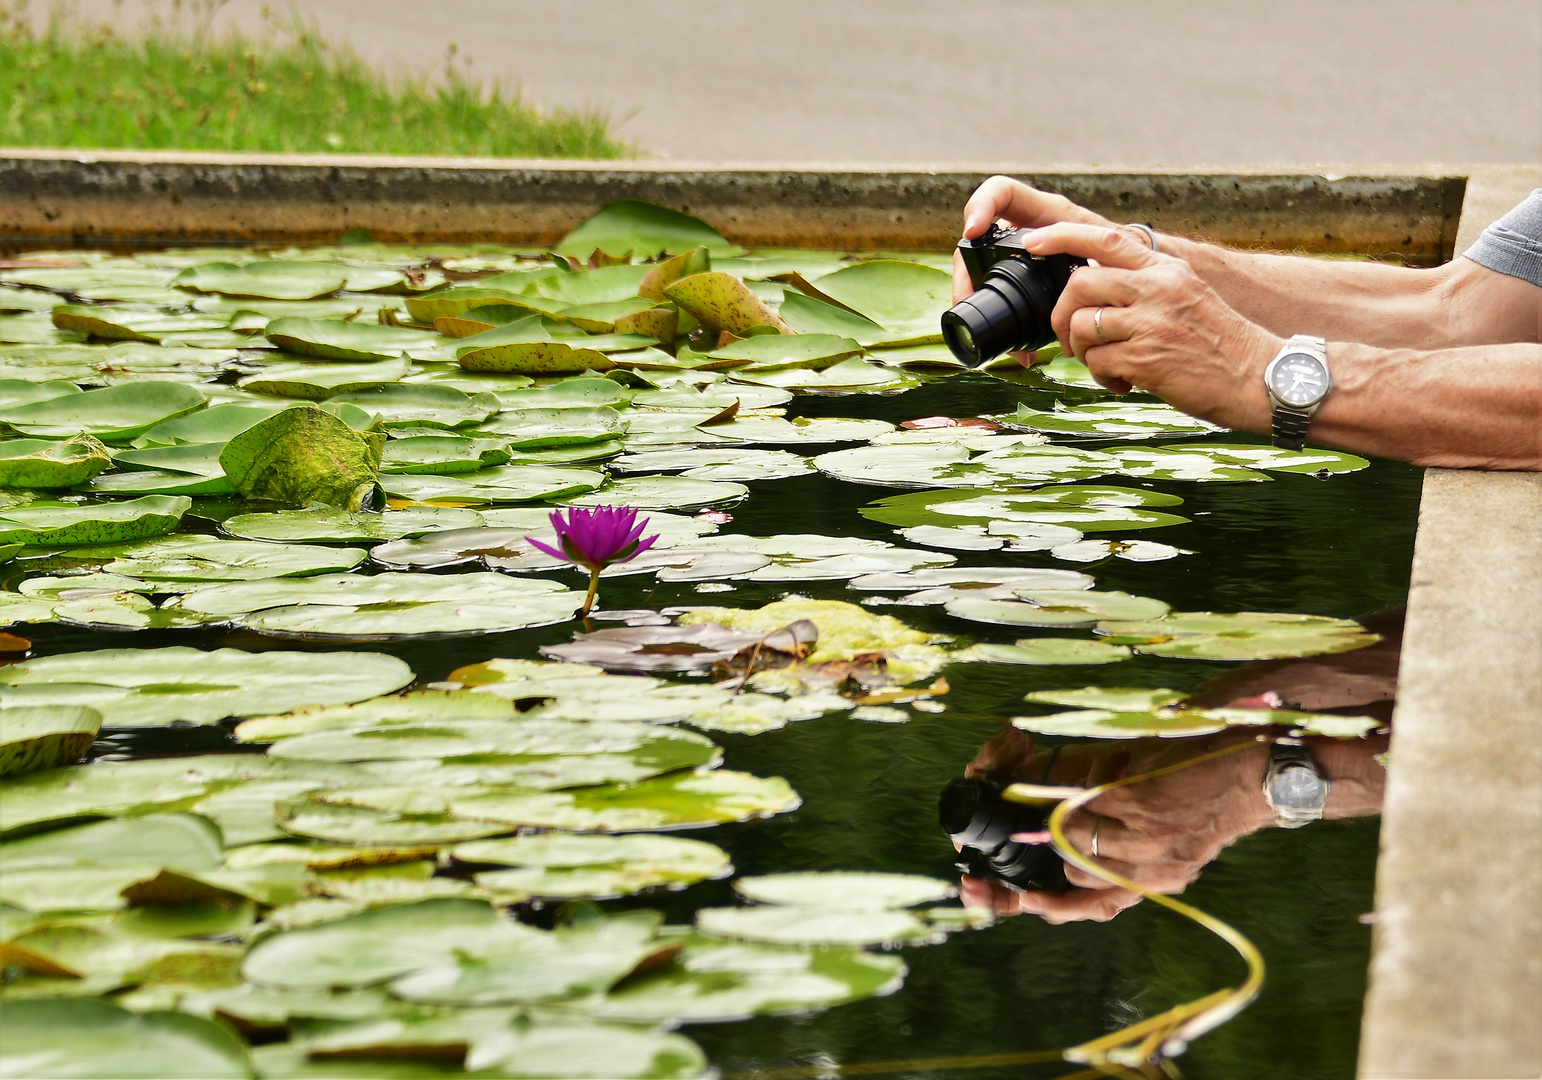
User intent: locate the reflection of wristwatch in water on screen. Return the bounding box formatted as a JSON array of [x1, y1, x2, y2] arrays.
[[1264, 335, 1332, 451], [1263, 739, 1330, 827]]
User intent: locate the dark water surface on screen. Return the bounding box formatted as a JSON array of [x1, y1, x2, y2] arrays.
[[56, 370, 1420, 1080]]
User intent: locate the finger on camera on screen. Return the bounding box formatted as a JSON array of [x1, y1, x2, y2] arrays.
[[1024, 886, 1142, 924], [1063, 812, 1132, 860], [964, 176, 1050, 236], [1025, 221, 1161, 269], [1063, 857, 1136, 891]]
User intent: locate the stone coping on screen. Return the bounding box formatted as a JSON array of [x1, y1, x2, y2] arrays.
[[0, 149, 1465, 260]]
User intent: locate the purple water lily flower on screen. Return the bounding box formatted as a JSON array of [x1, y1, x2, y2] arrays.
[[529, 505, 660, 616]]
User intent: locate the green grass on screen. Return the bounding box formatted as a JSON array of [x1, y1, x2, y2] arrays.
[[0, 5, 634, 158]]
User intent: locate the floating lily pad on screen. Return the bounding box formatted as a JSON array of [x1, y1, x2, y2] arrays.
[[1050, 538, 1193, 563], [789, 260, 951, 344], [50, 305, 230, 344], [1158, 442, 1371, 474], [237, 356, 412, 400], [328, 384, 501, 430], [479, 406, 627, 448], [994, 401, 1218, 438], [380, 435, 510, 474], [174, 261, 348, 300], [0, 706, 101, 778], [946, 590, 1170, 629], [221, 505, 484, 543], [0, 495, 189, 546], [0, 434, 112, 488], [587, 931, 905, 1023], [234, 689, 517, 742], [696, 906, 937, 948], [0, 812, 221, 871], [263, 318, 451, 362], [450, 769, 799, 832], [131, 402, 291, 448], [68, 535, 367, 582], [0, 998, 254, 1078], [459, 833, 731, 901], [664, 273, 788, 336], [1023, 686, 1187, 710], [956, 639, 1132, 665], [565, 476, 747, 511], [380, 465, 603, 505], [1096, 611, 1380, 660], [557, 200, 741, 259], [701, 416, 895, 447], [734, 872, 956, 910], [0, 647, 414, 728], [861, 484, 1189, 533], [706, 334, 862, 370], [611, 447, 813, 482], [0, 382, 207, 441], [274, 791, 509, 846], [731, 357, 920, 394], [1103, 446, 1269, 482], [219, 407, 384, 511], [1011, 705, 1381, 740]]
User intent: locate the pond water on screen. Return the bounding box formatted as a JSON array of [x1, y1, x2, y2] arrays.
[[0, 220, 1420, 1080]]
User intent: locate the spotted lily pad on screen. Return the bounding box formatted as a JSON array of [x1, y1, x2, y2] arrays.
[[663, 273, 789, 336], [263, 318, 451, 362], [174, 260, 348, 300], [219, 407, 384, 511], [1023, 686, 1187, 710], [1050, 538, 1193, 563], [1097, 611, 1380, 660], [450, 769, 800, 832], [0, 434, 112, 488], [457, 833, 732, 901], [0, 495, 190, 546], [0, 647, 414, 728], [0, 706, 101, 778], [237, 357, 412, 400]]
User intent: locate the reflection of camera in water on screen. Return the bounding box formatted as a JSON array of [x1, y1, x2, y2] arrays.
[[939, 775, 1069, 893], [941, 223, 1087, 367]]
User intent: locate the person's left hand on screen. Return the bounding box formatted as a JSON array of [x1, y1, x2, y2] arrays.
[[1022, 223, 1283, 432]]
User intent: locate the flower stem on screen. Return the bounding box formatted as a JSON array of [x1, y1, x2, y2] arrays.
[[581, 567, 602, 617]]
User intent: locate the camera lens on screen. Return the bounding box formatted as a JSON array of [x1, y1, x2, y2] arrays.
[[940, 255, 1076, 367], [939, 777, 1069, 894]]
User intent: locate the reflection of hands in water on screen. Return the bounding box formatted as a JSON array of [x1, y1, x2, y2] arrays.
[[960, 616, 1400, 923]]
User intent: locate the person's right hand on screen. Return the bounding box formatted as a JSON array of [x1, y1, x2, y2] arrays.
[[951, 176, 1123, 304]]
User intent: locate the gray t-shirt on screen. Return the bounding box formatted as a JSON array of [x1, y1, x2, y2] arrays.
[[1463, 188, 1542, 286]]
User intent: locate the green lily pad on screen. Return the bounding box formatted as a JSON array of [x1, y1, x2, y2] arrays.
[[450, 769, 800, 832], [525, 266, 655, 307], [734, 871, 955, 910], [328, 385, 500, 430], [173, 572, 583, 640], [381, 435, 511, 474], [699, 416, 895, 447], [731, 357, 920, 394], [1158, 442, 1371, 474], [1103, 446, 1270, 482], [696, 906, 937, 948], [0, 706, 101, 778], [1096, 611, 1381, 660], [219, 406, 384, 511], [234, 689, 517, 742], [0, 435, 112, 488], [611, 447, 813, 482], [556, 199, 741, 259], [0, 380, 81, 409], [0, 998, 254, 1078], [478, 406, 627, 448], [174, 261, 348, 300], [663, 273, 788, 336], [0, 382, 207, 441], [0, 812, 221, 871], [457, 833, 731, 901], [113, 441, 229, 477], [241, 897, 529, 991], [706, 334, 862, 370], [380, 465, 603, 505], [66, 535, 367, 582], [564, 476, 747, 511], [220, 505, 484, 543], [792, 260, 951, 343], [812, 442, 1112, 489], [46, 590, 221, 631], [1023, 686, 1187, 710], [131, 402, 291, 448], [0, 495, 189, 546], [1049, 538, 1193, 563], [860, 485, 1189, 533], [1011, 705, 1381, 740], [274, 791, 510, 846], [994, 401, 1218, 438], [237, 356, 412, 400], [263, 319, 451, 362], [955, 639, 1132, 665], [50, 304, 230, 344], [0, 647, 414, 728], [586, 931, 905, 1024], [945, 590, 1170, 628], [85, 468, 236, 497], [777, 291, 891, 345]]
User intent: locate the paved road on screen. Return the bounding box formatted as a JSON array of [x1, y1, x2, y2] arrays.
[[73, 0, 1542, 166]]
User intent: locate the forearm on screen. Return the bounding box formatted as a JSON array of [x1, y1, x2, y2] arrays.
[[1157, 233, 1463, 348], [1309, 734, 1391, 820]]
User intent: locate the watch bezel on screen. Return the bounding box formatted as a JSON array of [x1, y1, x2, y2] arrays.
[[1265, 350, 1333, 410]]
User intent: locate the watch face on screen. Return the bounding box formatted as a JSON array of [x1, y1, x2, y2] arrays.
[[1268, 764, 1328, 811], [1270, 353, 1329, 407]]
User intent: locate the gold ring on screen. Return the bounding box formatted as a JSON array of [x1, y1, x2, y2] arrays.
[[1093, 306, 1109, 343], [1090, 816, 1103, 858]]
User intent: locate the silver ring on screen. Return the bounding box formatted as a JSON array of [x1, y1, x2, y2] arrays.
[[1090, 816, 1103, 858], [1093, 306, 1108, 343], [1125, 222, 1159, 253]]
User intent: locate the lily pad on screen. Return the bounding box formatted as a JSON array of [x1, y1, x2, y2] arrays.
[[946, 590, 1170, 628], [1159, 442, 1371, 474], [458, 833, 731, 901], [705, 334, 862, 370], [0, 495, 189, 546], [791, 260, 952, 344], [131, 402, 292, 448], [67, 535, 366, 582], [556, 200, 741, 259], [237, 357, 412, 400], [221, 505, 484, 543], [734, 872, 955, 910], [50, 305, 230, 344], [1050, 538, 1192, 563], [1103, 446, 1269, 482], [1096, 611, 1381, 660], [663, 273, 789, 336], [329, 385, 500, 429], [0, 812, 221, 871], [0, 382, 207, 441], [450, 769, 800, 832], [234, 689, 518, 742], [0, 706, 101, 778], [219, 407, 383, 511], [380, 435, 510, 474], [1023, 686, 1187, 710], [564, 476, 747, 511], [957, 638, 1133, 665], [479, 406, 627, 448], [696, 906, 937, 948], [273, 791, 510, 846], [0, 647, 414, 728], [0, 435, 112, 488], [611, 447, 813, 482], [861, 484, 1189, 533], [174, 261, 348, 300], [263, 319, 451, 362], [0, 998, 254, 1078], [1011, 705, 1382, 740], [381, 465, 603, 505], [994, 401, 1218, 438]]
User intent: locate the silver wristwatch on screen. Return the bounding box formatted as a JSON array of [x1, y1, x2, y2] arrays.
[[1263, 334, 1332, 451], [1263, 739, 1330, 828]]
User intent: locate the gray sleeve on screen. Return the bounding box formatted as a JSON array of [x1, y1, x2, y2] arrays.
[[1462, 189, 1542, 286]]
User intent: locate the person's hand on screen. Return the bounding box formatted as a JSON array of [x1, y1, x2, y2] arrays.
[[951, 177, 1123, 305], [1020, 223, 1281, 430]]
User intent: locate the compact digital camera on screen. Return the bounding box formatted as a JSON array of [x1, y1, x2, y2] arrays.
[[940, 223, 1086, 366], [938, 775, 1069, 893]]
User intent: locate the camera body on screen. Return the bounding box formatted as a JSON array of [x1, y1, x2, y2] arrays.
[[938, 774, 1069, 894], [941, 223, 1086, 367]]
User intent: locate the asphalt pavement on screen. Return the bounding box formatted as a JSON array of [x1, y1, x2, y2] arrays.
[[66, 0, 1542, 166]]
